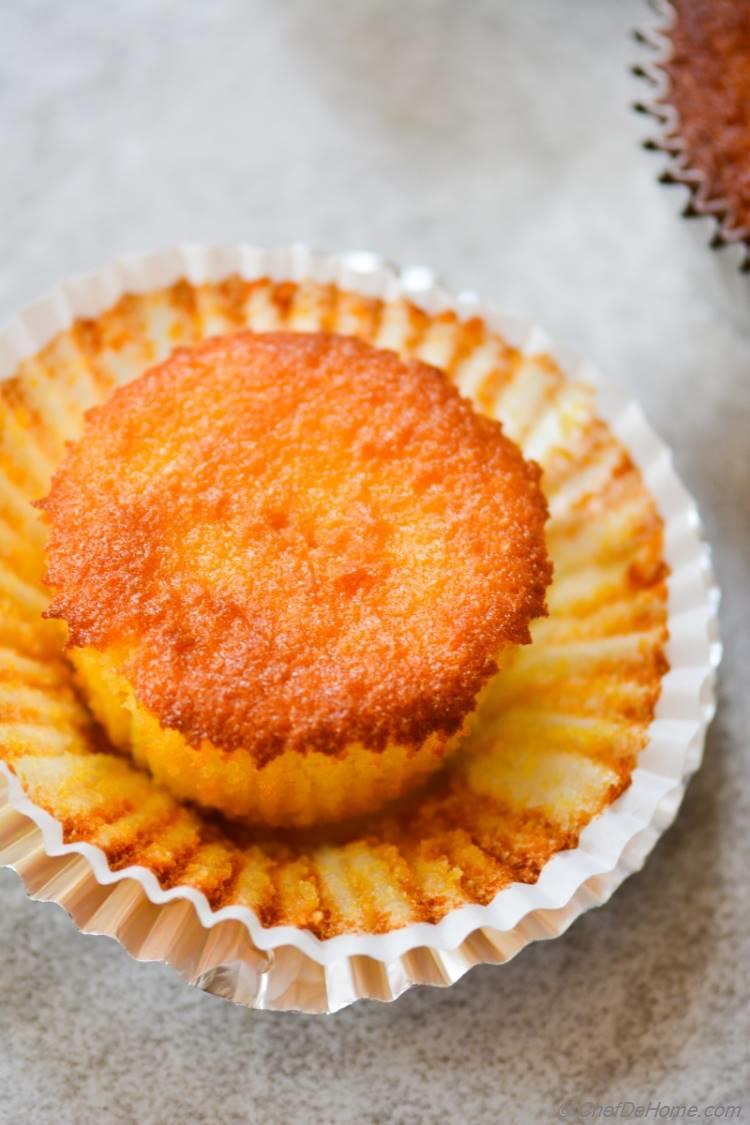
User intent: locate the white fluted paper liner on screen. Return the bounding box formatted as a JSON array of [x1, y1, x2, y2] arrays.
[[0, 245, 719, 1011]]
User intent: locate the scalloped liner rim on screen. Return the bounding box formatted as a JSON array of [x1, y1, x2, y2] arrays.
[[0, 244, 721, 969]]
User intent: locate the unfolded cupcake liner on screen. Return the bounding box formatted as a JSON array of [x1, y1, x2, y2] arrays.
[[0, 244, 720, 1012], [633, 0, 750, 306]]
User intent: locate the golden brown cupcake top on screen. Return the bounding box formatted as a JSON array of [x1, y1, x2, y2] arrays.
[[662, 0, 750, 237], [40, 331, 551, 765]]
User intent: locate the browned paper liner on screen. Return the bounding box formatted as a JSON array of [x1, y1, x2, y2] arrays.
[[0, 245, 720, 1011]]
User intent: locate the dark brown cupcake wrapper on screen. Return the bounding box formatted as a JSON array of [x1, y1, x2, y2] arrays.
[[633, 0, 750, 278]]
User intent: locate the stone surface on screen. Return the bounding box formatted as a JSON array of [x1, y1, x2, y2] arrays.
[[0, 2, 747, 1123]]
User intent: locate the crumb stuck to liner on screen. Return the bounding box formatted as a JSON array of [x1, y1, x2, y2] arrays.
[[0, 245, 719, 1011]]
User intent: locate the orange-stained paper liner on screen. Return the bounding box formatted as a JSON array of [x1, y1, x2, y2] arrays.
[[0, 244, 719, 1012]]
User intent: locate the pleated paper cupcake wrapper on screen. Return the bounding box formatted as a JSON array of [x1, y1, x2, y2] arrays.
[[634, 0, 750, 307], [0, 245, 720, 1012]]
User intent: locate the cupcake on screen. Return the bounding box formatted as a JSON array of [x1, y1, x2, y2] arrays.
[[0, 247, 717, 1010], [636, 0, 750, 269], [39, 330, 551, 828]]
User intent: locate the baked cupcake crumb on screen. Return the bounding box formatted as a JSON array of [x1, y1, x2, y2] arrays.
[[40, 331, 551, 825]]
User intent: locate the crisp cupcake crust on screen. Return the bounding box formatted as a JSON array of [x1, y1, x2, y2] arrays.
[[40, 331, 551, 765]]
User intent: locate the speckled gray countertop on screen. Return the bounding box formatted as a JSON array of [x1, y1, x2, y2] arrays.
[[0, 2, 748, 1122]]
